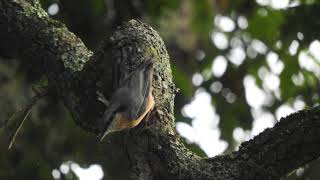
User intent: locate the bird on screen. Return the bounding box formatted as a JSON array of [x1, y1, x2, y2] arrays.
[[97, 59, 155, 141]]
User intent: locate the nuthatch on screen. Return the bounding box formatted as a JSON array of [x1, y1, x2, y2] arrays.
[[97, 59, 155, 141]]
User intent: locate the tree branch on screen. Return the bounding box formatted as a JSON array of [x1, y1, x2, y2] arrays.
[[1, 1, 320, 180]]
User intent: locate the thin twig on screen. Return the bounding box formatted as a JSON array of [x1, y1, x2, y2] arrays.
[[7, 89, 48, 149]]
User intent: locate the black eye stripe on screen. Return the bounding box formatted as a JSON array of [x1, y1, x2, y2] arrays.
[[118, 105, 127, 112], [101, 105, 120, 131], [104, 113, 115, 128]]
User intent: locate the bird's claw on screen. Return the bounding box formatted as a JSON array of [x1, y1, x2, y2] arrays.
[[96, 91, 110, 107]]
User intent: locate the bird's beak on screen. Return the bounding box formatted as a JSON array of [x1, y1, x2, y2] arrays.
[[98, 118, 119, 142]]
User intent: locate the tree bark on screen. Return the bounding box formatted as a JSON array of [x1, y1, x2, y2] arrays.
[[1, 1, 320, 180]]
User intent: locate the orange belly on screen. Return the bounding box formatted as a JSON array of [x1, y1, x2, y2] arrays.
[[117, 93, 155, 130]]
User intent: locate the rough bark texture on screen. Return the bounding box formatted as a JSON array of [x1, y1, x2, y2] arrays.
[[1, 1, 320, 180]]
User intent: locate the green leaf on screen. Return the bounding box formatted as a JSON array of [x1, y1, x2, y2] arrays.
[[248, 8, 284, 45]]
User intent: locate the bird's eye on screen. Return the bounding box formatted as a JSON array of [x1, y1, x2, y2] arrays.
[[118, 105, 126, 112]]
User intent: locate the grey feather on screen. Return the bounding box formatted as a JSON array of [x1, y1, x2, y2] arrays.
[[98, 59, 154, 140]]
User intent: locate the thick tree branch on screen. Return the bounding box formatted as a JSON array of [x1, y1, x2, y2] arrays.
[[1, 0, 95, 131], [1, 1, 320, 180], [233, 107, 320, 179]]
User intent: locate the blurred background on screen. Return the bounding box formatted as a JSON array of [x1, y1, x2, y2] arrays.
[[1, 0, 320, 179]]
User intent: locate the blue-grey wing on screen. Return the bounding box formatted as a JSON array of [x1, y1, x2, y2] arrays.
[[117, 60, 154, 120]]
